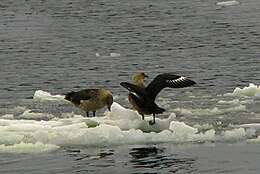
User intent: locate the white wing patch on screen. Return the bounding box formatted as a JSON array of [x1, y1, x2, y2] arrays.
[[166, 76, 186, 84], [131, 92, 141, 99]]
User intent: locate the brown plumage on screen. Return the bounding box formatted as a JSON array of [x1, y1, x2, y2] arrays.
[[131, 72, 148, 88], [128, 72, 148, 118], [121, 72, 196, 124], [65, 88, 113, 117]]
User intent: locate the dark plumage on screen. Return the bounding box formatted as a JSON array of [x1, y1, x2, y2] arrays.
[[65, 88, 113, 117], [120, 73, 196, 124]]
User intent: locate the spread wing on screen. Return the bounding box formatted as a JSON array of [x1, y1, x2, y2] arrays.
[[120, 82, 145, 96], [145, 73, 196, 101]]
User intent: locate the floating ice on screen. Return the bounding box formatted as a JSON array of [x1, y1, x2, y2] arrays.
[[170, 121, 198, 141], [110, 53, 121, 57], [95, 52, 120, 58], [1, 114, 14, 119], [0, 142, 59, 154], [221, 128, 246, 141], [19, 110, 55, 120], [100, 102, 176, 132], [247, 136, 260, 143], [217, 99, 240, 105], [237, 123, 260, 130], [173, 104, 246, 116], [1, 89, 258, 153], [226, 83, 260, 98], [0, 102, 254, 154], [216, 0, 240, 6], [33, 90, 65, 101]]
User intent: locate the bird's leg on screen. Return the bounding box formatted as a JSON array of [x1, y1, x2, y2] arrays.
[[86, 112, 89, 117], [141, 114, 144, 120], [149, 114, 156, 125], [93, 111, 96, 117]]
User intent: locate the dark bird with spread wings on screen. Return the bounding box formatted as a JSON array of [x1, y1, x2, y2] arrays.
[[120, 72, 196, 124]]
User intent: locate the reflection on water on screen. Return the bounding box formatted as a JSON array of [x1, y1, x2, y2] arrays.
[[65, 148, 116, 173], [64, 146, 197, 173], [129, 146, 197, 173], [1, 0, 260, 173]]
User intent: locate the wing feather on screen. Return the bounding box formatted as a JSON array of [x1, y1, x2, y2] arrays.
[[146, 73, 196, 101], [120, 82, 145, 96]]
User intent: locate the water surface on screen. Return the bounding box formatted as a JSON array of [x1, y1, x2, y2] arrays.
[[0, 0, 260, 173]]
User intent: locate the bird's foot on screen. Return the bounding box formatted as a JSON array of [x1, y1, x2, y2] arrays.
[[149, 120, 156, 125]]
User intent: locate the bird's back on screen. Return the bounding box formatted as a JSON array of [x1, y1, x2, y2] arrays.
[[65, 89, 97, 106]]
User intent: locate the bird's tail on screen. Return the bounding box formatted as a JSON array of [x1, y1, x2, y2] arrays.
[[154, 106, 166, 114]]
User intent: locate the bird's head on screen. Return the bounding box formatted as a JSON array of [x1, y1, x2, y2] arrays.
[[64, 91, 75, 101], [106, 92, 113, 112], [100, 89, 113, 112], [132, 72, 148, 87]]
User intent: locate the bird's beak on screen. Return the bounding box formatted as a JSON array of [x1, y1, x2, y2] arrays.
[[144, 74, 149, 78]]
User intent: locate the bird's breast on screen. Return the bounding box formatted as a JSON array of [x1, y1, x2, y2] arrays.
[[128, 92, 147, 113], [79, 99, 105, 112]]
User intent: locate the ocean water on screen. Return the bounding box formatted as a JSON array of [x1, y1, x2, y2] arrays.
[[0, 0, 260, 173]]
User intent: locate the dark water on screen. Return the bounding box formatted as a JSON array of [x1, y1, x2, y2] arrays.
[[0, 0, 260, 173], [1, 144, 260, 174]]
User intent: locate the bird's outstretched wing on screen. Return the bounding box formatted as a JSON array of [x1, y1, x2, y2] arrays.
[[120, 82, 145, 96], [146, 73, 196, 101]]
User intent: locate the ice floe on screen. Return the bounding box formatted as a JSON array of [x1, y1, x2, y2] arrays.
[[225, 83, 260, 98], [0, 101, 256, 154], [0, 142, 59, 154], [173, 104, 246, 116], [1, 85, 259, 154], [19, 110, 56, 120], [33, 90, 65, 101]]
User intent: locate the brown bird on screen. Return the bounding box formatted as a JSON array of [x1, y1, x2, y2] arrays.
[[120, 72, 196, 124], [128, 72, 148, 114], [131, 72, 148, 88], [65, 88, 113, 117]]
